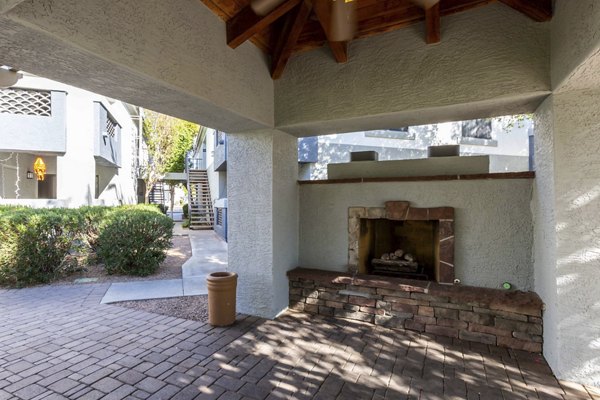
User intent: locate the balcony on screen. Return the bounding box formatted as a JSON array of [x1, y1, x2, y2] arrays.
[[0, 88, 67, 154], [94, 102, 121, 167]]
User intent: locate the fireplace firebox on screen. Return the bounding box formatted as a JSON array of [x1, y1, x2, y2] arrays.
[[348, 201, 455, 284]]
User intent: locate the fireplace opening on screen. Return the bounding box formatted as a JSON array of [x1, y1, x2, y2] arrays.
[[348, 202, 454, 284], [358, 219, 438, 280]]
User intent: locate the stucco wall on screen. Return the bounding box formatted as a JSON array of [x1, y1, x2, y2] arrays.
[[0, 152, 37, 199], [299, 179, 534, 290], [551, 1, 600, 91], [532, 96, 559, 370], [276, 2, 550, 136], [0, 90, 66, 154], [541, 89, 600, 386], [228, 130, 299, 318], [272, 132, 299, 316], [1, 0, 273, 132]]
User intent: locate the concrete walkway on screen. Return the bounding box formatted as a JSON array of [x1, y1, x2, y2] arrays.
[[101, 229, 228, 303]]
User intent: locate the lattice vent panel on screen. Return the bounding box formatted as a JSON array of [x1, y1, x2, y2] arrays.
[[0, 88, 52, 116], [106, 116, 118, 137]]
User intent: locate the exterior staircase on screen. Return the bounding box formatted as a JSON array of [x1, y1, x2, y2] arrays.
[[187, 169, 214, 230], [148, 182, 165, 205]]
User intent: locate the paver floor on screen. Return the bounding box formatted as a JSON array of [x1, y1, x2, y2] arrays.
[[0, 284, 597, 400]]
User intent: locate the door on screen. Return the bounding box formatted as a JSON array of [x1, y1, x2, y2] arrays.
[[38, 174, 57, 199]]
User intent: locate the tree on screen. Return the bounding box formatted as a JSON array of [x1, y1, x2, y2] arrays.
[[142, 110, 199, 205]]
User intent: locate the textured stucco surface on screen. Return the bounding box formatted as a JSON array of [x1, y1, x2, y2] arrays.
[[272, 132, 299, 315], [228, 131, 299, 318], [275, 2, 550, 136], [0, 0, 23, 13], [532, 96, 559, 371], [546, 90, 600, 387], [299, 179, 534, 290], [0, 0, 273, 132], [551, 0, 600, 91], [0, 90, 66, 154]]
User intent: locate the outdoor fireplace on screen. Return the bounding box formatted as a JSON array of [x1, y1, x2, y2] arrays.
[[348, 201, 455, 284]]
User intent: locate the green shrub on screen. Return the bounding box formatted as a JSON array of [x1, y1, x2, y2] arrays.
[[97, 208, 174, 276], [78, 206, 113, 250], [182, 203, 189, 219], [0, 208, 83, 287], [182, 218, 190, 228]]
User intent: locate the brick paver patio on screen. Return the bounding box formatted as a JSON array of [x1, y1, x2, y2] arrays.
[[0, 284, 597, 400]]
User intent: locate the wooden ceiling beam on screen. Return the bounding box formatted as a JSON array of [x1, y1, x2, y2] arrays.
[[425, 1, 440, 44], [498, 0, 552, 22], [227, 0, 301, 49], [329, 41, 348, 63], [313, 0, 350, 63], [271, 0, 313, 79]]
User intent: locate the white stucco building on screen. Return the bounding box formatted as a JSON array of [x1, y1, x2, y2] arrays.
[[299, 117, 533, 180], [0, 74, 144, 207]]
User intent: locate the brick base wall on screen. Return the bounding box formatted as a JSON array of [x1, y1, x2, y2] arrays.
[[288, 268, 544, 352]]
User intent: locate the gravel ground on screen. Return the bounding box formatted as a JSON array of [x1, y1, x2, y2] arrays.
[[52, 235, 192, 285], [114, 295, 209, 322]]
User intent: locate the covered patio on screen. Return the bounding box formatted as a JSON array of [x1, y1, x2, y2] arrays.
[[1, 0, 600, 391]]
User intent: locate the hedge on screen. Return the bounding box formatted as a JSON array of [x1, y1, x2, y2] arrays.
[[0, 205, 174, 287], [98, 207, 173, 276]]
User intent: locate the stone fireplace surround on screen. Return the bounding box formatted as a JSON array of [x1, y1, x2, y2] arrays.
[[348, 201, 455, 283], [288, 268, 544, 352]]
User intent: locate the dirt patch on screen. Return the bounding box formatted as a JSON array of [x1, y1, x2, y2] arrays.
[[114, 295, 209, 322], [53, 235, 192, 285]]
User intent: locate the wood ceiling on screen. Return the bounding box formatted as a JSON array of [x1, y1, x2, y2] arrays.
[[200, 0, 552, 79]]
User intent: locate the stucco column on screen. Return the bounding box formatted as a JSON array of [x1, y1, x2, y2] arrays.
[[227, 130, 299, 318], [533, 89, 600, 387]]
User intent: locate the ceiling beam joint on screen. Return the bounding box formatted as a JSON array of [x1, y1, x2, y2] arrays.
[[425, 1, 441, 44], [498, 0, 552, 22], [227, 0, 302, 49], [271, 0, 313, 79]]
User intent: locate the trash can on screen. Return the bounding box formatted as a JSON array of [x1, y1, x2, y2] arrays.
[[207, 271, 238, 326]]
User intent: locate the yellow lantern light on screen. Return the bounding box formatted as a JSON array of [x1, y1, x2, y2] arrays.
[[33, 157, 46, 181]]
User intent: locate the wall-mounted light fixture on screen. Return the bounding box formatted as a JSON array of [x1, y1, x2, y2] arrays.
[[26, 171, 34, 179], [33, 157, 46, 181], [0, 66, 22, 88]]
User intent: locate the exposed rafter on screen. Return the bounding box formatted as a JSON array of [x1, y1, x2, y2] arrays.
[[425, 1, 441, 44], [313, 0, 350, 63], [226, 0, 301, 49], [271, 0, 313, 79], [201, 0, 554, 79], [498, 0, 552, 22], [329, 41, 348, 63]]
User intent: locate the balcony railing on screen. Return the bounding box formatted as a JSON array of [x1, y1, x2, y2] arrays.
[[0, 88, 67, 154], [94, 102, 121, 167]]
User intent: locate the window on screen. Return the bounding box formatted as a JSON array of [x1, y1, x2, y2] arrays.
[[462, 119, 492, 140], [460, 119, 497, 146], [216, 207, 224, 226]]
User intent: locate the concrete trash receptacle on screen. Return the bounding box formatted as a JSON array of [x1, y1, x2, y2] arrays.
[[207, 271, 238, 326]]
